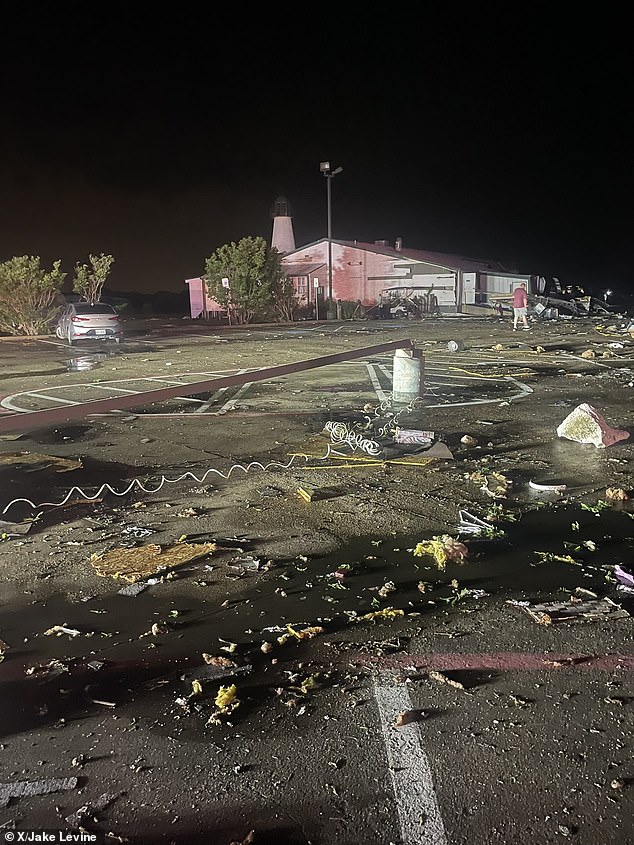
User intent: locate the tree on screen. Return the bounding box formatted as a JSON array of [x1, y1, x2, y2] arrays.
[[204, 237, 295, 324], [268, 247, 299, 322], [0, 255, 66, 336], [73, 253, 115, 304]]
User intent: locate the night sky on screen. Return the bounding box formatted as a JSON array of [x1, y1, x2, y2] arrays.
[[1, 8, 632, 300]]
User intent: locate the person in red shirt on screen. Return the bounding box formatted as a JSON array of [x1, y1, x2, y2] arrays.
[[512, 282, 530, 330]]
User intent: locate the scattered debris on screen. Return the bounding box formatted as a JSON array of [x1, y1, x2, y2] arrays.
[[277, 625, 324, 645], [229, 831, 255, 845], [360, 608, 405, 622], [457, 510, 496, 536], [91, 541, 217, 583], [378, 581, 396, 598], [413, 535, 468, 570], [0, 452, 82, 472], [0, 519, 35, 536], [117, 581, 150, 597], [467, 470, 511, 499], [0, 776, 78, 808], [614, 565, 634, 588], [460, 435, 478, 447], [518, 597, 629, 625], [203, 654, 236, 667], [26, 659, 69, 678], [0, 640, 8, 663], [394, 709, 424, 726], [206, 684, 240, 724], [605, 487, 629, 502], [43, 624, 81, 638], [122, 525, 155, 539], [429, 670, 466, 690], [394, 429, 434, 445], [228, 555, 262, 574], [529, 480, 567, 493], [65, 792, 121, 828], [556, 403, 630, 448]]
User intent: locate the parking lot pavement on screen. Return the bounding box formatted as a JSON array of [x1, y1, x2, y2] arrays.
[[0, 315, 632, 843]]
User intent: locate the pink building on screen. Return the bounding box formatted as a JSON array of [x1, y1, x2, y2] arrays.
[[184, 278, 227, 319], [281, 238, 522, 313]]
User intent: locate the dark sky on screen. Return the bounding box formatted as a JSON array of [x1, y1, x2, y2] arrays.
[[1, 7, 632, 298]]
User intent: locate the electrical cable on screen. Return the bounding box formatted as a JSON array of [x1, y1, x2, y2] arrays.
[[1, 397, 424, 518]]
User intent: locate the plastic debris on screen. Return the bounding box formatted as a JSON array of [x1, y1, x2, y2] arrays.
[[614, 565, 634, 588], [518, 597, 629, 625], [460, 435, 478, 447], [529, 480, 567, 493], [556, 403, 630, 448], [43, 624, 81, 638], [0, 640, 8, 663], [457, 510, 496, 535], [91, 541, 217, 583], [0, 776, 78, 808], [413, 535, 468, 570], [394, 429, 434, 445]]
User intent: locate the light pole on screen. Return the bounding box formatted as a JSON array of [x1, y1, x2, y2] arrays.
[[320, 161, 343, 319]]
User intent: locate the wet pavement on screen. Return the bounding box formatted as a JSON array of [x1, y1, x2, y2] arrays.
[[0, 315, 633, 844]]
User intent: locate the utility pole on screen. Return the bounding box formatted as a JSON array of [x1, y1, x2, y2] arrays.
[[319, 161, 343, 320]]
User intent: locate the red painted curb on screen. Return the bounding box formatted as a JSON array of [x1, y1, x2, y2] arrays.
[[351, 652, 634, 671]]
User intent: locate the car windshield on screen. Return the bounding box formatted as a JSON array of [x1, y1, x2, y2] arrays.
[[74, 304, 116, 315]]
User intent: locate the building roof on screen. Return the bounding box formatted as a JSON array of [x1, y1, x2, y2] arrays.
[[282, 261, 326, 276], [282, 238, 512, 273]]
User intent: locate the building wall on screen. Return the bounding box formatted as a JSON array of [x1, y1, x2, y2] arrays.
[[283, 243, 413, 305]]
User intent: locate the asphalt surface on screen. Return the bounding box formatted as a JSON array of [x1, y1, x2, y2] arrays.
[[0, 314, 633, 845]]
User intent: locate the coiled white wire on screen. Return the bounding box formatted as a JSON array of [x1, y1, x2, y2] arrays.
[[1, 398, 422, 517], [1, 454, 307, 516], [323, 420, 382, 456]]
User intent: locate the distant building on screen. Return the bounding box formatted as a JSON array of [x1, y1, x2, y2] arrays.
[[184, 201, 534, 319], [184, 277, 226, 320], [280, 237, 532, 314]]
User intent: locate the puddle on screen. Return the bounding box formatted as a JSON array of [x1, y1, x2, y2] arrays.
[[21, 425, 95, 445], [65, 349, 120, 371]]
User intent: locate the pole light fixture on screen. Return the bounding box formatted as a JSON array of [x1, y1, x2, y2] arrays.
[[320, 161, 343, 319]]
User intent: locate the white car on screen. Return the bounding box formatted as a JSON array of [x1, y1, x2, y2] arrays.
[[56, 302, 124, 344]]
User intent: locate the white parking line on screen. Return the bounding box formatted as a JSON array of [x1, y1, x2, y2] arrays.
[[366, 363, 388, 402], [374, 677, 448, 845]]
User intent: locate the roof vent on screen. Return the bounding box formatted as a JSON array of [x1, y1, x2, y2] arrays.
[[374, 239, 388, 246], [395, 237, 403, 251]]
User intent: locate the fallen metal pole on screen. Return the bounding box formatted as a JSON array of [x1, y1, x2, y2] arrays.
[[0, 339, 414, 434]]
